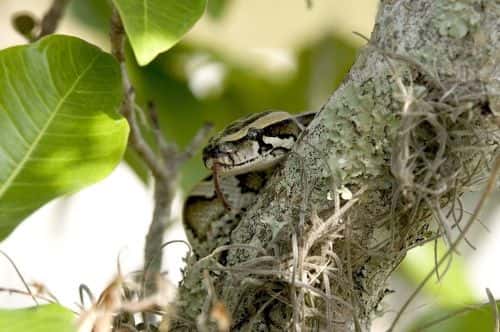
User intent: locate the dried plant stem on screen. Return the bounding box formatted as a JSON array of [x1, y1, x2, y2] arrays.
[[0, 250, 38, 305], [387, 156, 500, 332], [0, 287, 56, 305]]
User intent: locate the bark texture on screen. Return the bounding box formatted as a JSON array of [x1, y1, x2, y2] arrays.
[[171, 0, 500, 331]]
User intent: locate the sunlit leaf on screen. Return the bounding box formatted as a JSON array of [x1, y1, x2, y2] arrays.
[[112, 0, 207, 65], [0, 304, 75, 332], [0, 35, 128, 240]]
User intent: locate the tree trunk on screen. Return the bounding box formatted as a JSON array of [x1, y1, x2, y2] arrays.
[[170, 0, 500, 331]]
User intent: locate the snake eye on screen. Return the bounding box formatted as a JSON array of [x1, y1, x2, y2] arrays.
[[247, 127, 261, 139]]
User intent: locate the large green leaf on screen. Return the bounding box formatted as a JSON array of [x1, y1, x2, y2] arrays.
[[112, 0, 207, 66], [0, 304, 75, 332], [0, 35, 128, 240]]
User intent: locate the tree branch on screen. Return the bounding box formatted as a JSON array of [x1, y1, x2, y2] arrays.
[[37, 0, 70, 39], [173, 0, 500, 331], [110, 9, 170, 182], [109, 9, 177, 330], [110, 8, 213, 330]]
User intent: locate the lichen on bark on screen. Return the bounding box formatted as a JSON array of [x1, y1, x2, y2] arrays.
[[169, 1, 500, 331]]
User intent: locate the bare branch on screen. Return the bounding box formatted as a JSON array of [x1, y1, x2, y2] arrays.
[[37, 0, 70, 39], [179, 123, 214, 163], [110, 8, 169, 181], [110, 8, 214, 330]]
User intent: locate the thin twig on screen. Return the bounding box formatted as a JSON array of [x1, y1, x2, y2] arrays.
[[109, 8, 216, 330], [0, 250, 38, 305], [0, 287, 56, 305], [110, 8, 169, 181], [110, 11, 170, 327], [78, 284, 95, 308], [352, 31, 444, 92], [180, 123, 214, 162], [387, 156, 500, 332]]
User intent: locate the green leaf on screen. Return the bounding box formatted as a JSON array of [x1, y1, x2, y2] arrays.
[[0, 35, 128, 240], [0, 304, 75, 332], [112, 0, 207, 66]]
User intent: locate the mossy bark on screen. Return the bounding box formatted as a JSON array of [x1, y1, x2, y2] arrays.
[[170, 1, 500, 331]]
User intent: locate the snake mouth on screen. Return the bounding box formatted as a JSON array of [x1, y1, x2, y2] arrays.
[[204, 149, 288, 176], [204, 156, 258, 175], [208, 154, 259, 168]]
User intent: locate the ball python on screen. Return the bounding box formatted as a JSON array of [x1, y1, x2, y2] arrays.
[[183, 111, 316, 257]]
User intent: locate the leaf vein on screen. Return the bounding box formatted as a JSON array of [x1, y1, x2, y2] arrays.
[[0, 53, 102, 200]]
